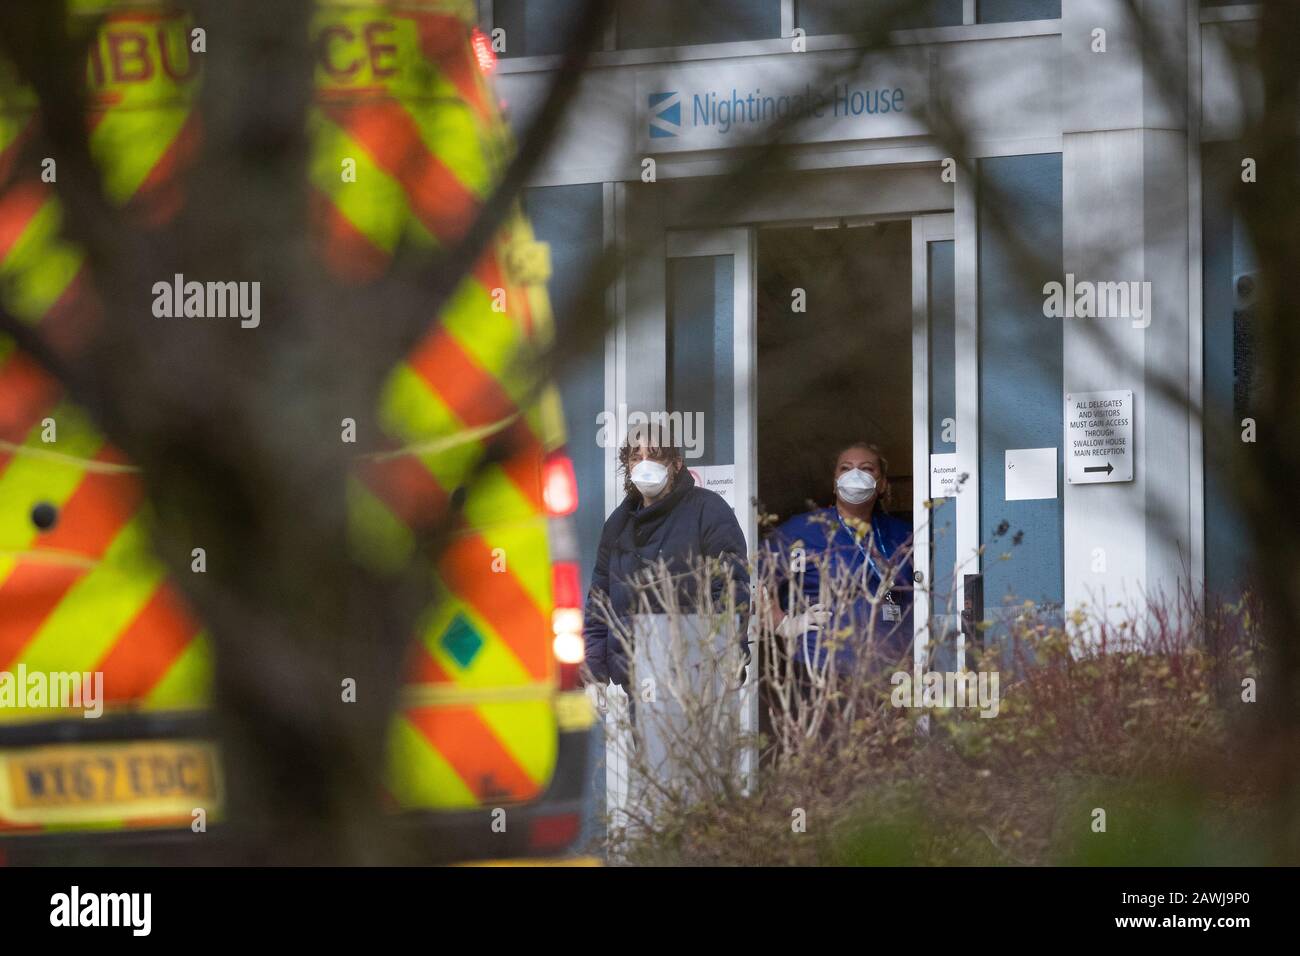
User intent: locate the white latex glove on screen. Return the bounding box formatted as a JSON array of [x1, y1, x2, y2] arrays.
[[776, 603, 830, 638]]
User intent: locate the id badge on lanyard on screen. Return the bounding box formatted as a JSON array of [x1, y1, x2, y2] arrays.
[[838, 513, 901, 622]]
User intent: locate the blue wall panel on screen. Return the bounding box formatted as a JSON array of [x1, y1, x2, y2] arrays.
[[524, 183, 606, 593], [978, 153, 1064, 616]]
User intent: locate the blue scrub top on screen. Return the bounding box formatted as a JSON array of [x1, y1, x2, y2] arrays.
[[764, 506, 915, 669]]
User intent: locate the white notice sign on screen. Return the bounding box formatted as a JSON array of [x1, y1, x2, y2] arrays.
[[1066, 390, 1134, 483], [1005, 447, 1057, 501], [688, 464, 736, 507], [929, 453, 959, 498]]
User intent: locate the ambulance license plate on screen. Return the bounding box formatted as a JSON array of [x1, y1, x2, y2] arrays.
[[3, 740, 220, 821]]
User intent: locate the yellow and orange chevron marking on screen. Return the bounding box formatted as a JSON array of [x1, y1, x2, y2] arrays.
[[0, 0, 564, 824], [0, 405, 207, 711], [308, 2, 563, 808], [0, 4, 208, 743]]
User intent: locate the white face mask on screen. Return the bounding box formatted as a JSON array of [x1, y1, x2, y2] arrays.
[[631, 459, 671, 499], [836, 468, 877, 505]]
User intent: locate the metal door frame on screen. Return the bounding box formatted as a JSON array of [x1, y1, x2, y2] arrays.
[[911, 212, 957, 673]]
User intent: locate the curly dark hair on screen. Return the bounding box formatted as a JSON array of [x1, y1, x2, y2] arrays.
[[618, 421, 685, 499]]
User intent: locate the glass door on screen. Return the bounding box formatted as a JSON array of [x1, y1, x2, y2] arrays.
[[606, 227, 758, 831], [663, 228, 756, 546], [664, 228, 758, 790]]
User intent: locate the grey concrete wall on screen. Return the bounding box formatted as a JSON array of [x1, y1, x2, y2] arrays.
[[1061, 0, 1192, 621]]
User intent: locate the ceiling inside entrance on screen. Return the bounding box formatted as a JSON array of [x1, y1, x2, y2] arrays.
[[756, 220, 913, 529]]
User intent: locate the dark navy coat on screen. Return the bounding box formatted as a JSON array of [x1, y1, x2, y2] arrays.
[[582, 468, 748, 686]]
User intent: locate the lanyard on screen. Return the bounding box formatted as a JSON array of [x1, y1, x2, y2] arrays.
[[834, 511, 897, 603]]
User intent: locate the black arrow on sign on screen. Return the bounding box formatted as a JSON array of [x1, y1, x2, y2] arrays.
[[1084, 463, 1114, 475]]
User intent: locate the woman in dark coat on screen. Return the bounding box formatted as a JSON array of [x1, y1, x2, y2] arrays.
[[581, 431, 749, 689]]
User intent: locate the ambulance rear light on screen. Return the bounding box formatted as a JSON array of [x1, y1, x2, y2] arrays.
[[527, 812, 580, 852], [552, 606, 584, 690], [551, 560, 581, 608], [552, 561, 583, 689], [552, 628, 584, 668], [552, 607, 583, 646], [542, 450, 579, 517]]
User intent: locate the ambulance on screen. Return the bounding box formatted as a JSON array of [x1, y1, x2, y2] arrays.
[[0, 0, 593, 862]]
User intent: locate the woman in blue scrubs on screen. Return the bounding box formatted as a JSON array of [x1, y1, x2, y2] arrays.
[[765, 441, 914, 678]]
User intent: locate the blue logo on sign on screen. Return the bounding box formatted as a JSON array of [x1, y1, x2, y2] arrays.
[[648, 91, 680, 138]]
